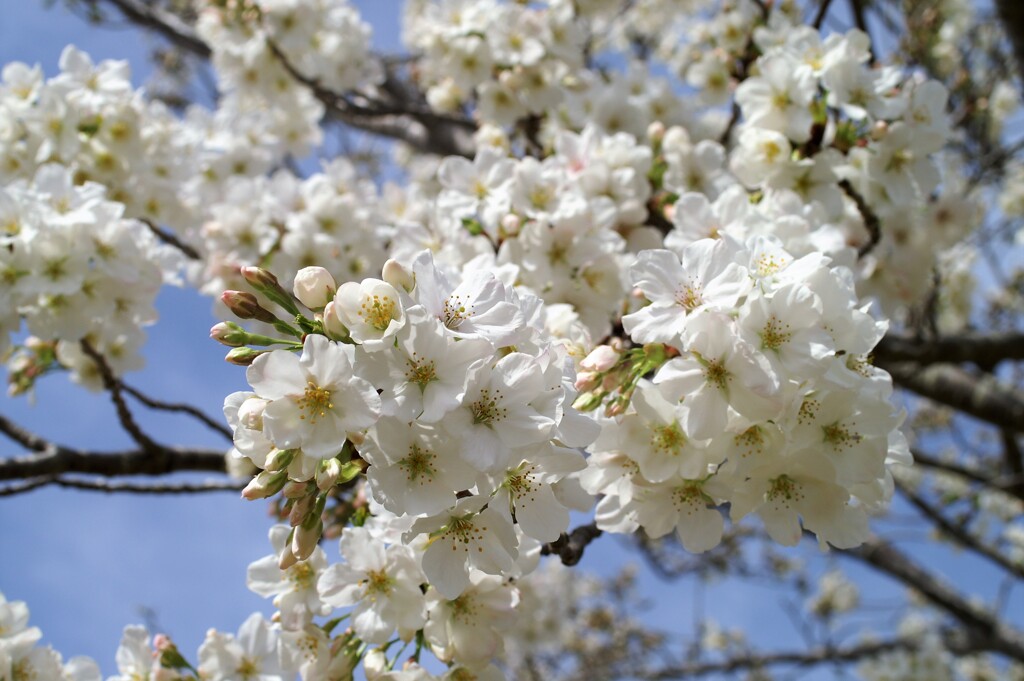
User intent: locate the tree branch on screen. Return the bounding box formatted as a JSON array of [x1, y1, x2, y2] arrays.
[[895, 478, 1024, 580], [80, 339, 163, 452], [839, 179, 882, 258], [140, 217, 201, 260], [844, 539, 1024, 661], [874, 331, 1024, 367], [120, 382, 232, 442], [541, 522, 603, 566], [0, 476, 241, 497], [0, 442, 228, 481], [880, 362, 1024, 433], [94, 0, 211, 58]]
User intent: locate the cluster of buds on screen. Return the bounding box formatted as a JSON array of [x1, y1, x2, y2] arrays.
[[573, 342, 675, 416]]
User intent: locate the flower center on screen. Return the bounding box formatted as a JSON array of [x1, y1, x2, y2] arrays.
[[767, 475, 803, 507], [405, 355, 438, 388], [822, 422, 862, 450], [651, 422, 686, 456], [443, 294, 473, 329], [759, 315, 792, 351], [364, 568, 394, 599], [675, 282, 703, 311], [399, 444, 436, 483], [470, 388, 507, 425], [236, 657, 260, 679], [288, 561, 315, 589], [703, 358, 730, 390], [358, 293, 396, 331], [297, 382, 333, 423]]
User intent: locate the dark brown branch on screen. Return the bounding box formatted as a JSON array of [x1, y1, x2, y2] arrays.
[[874, 331, 1024, 367], [996, 0, 1024, 84], [643, 637, 931, 680], [0, 476, 241, 497], [541, 522, 603, 566], [881, 362, 1024, 433], [844, 539, 1024, 661], [895, 478, 1024, 580], [839, 179, 882, 258], [812, 0, 835, 29], [0, 443, 228, 481], [0, 412, 62, 455], [96, 0, 212, 58], [80, 339, 162, 452], [120, 382, 232, 442], [140, 218, 201, 260]]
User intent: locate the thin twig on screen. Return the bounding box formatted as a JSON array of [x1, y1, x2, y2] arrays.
[[120, 383, 232, 442], [80, 339, 163, 452], [140, 218, 201, 260], [812, 0, 835, 29]]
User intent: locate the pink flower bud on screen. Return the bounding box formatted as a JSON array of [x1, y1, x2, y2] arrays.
[[291, 518, 324, 560], [316, 458, 342, 491], [500, 213, 522, 237], [580, 345, 620, 372], [293, 267, 337, 310], [647, 121, 666, 143], [221, 291, 276, 324], [153, 634, 173, 652], [210, 322, 245, 347], [574, 371, 600, 392], [241, 469, 287, 500], [382, 259, 414, 292], [322, 301, 350, 341]]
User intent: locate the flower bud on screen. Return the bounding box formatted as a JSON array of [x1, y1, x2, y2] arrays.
[[382, 259, 414, 292], [283, 480, 311, 499], [647, 120, 666, 144], [278, 535, 299, 570], [574, 371, 600, 393], [288, 493, 315, 526], [225, 346, 266, 366], [241, 469, 288, 500], [240, 266, 300, 315], [264, 448, 296, 473], [292, 516, 324, 561], [580, 345, 620, 372], [322, 301, 350, 341], [221, 291, 277, 324], [500, 213, 522, 238], [316, 458, 342, 491], [209, 322, 240, 347], [293, 267, 337, 310], [237, 397, 268, 430]]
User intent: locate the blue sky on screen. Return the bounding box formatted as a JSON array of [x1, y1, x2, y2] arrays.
[[1, 2, 1020, 678]]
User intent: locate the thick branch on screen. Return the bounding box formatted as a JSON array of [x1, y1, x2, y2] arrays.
[[541, 522, 603, 566], [881, 362, 1024, 433], [844, 539, 1024, 661], [0, 443, 228, 481], [644, 637, 941, 680], [896, 479, 1024, 580], [0, 476, 241, 497], [874, 332, 1024, 367], [839, 179, 882, 257]]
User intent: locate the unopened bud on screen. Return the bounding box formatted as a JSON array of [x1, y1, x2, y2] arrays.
[[241, 469, 288, 500], [222, 291, 277, 324], [322, 301, 350, 341], [283, 480, 311, 499], [278, 535, 299, 570], [500, 213, 522, 238], [572, 389, 605, 412], [240, 266, 300, 316], [647, 120, 666, 144], [225, 346, 266, 366], [871, 120, 889, 141], [317, 458, 342, 491], [264, 448, 296, 473], [288, 493, 315, 526], [237, 397, 268, 431], [210, 321, 246, 347], [580, 345, 620, 372], [382, 259, 414, 292], [293, 267, 337, 310], [291, 516, 324, 561], [574, 371, 601, 393]]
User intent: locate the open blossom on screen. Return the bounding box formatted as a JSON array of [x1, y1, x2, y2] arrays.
[[198, 613, 288, 681], [329, 278, 406, 350], [317, 527, 427, 645], [246, 334, 380, 459]]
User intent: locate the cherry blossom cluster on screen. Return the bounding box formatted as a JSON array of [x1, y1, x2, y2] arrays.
[[0, 591, 100, 681], [582, 234, 911, 551], [0, 47, 197, 231], [195, 0, 382, 154], [224, 254, 597, 588], [0, 163, 176, 387]]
